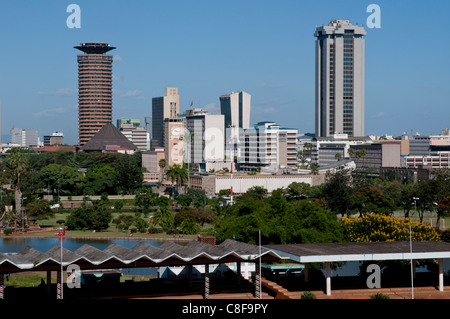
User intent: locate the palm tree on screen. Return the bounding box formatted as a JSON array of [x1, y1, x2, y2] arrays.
[[158, 159, 166, 183], [7, 149, 29, 229], [166, 164, 189, 195]]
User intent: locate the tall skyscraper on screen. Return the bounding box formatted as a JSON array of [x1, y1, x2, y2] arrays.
[[315, 20, 366, 138], [75, 42, 116, 146], [152, 88, 180, 148], [219, 91, 251, 159]]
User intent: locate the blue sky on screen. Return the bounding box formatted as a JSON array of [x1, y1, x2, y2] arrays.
[[0, 0, 449, 145]]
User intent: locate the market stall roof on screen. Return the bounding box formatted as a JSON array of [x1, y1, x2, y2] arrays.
[[0, 239, 282, 272], [264, 241, 450, 263]]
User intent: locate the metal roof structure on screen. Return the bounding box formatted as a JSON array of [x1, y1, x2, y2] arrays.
[[74, 42, 116, 54], [0, 239, 282, 273], [264, 241, 450, 263]]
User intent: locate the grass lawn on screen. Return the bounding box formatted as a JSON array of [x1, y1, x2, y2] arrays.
[[15, 209, 205, 240]]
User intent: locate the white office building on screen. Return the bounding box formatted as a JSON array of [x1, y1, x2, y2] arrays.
[[239, 121, 298, 173], [10, 128, 39, 147], [185, 108, 227, 172], [315, 20, 366, 138]]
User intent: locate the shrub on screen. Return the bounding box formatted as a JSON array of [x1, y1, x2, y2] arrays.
[[301, 291, 316, 299], [370, 293, 390, 299], [3, 229, 12, 236]]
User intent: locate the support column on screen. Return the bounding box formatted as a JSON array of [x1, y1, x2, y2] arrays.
[[188, 265, 193, 289], [0, 273, 4, 300], [47, 271, 52, 295], [57, 270, 62, 299], [439, 258, 444, 292], [255, 262, 261, 299], [204, 264, 210, 299], [304, 264, 309, 283], [236, 262, 241, 286], [325, 262, 331, 296]]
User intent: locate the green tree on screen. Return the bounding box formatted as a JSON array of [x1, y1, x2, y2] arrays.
[[215, 190, 343, 245], [166, 164, 189, 195], [113, 154, 143, 194], [437, 196, 450, 230], [350, 186, 393, 216], [321, 168, 354, 216], [39, 164, 84, 196], [285, 182, 311, 200], [134, 218, 150, 233], [25, 199, 54, 223], [83, 164, 115, 195], [5, 149, 30, 229], [65, 203, 112, 231], [116, 214, 136, 233], [135, 187, 158, 212], [179, 217, 200, 235]]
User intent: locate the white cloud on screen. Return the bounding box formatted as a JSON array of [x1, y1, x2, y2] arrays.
[[34, 107, 70, 118], [120, 90, 143, 97], [372, 111, 388, 118], [113, 54, 123, 62]]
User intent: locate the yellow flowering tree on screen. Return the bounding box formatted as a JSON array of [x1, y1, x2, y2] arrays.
[[341, 214, 439, 242]]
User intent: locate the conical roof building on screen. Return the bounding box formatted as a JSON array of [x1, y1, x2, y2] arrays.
[[81, 123, 137, 152]]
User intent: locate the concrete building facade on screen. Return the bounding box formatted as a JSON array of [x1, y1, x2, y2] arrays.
[[239, 121, 298, 173], [117, 120, 149, 152], [43, 132, 63, 146], [10, 128, 39, 147], [164, 116, 185, 168], [185, 108, 225, 168], [315, 20, 366, 138], [219, 91, 251, 158], [189, 173, 325, 197], [75, 43, 115, 146], [152, 88, 180, 148]]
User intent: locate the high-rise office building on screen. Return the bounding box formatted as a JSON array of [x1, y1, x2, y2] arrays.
[[219, 91, 251, 133], [219, 91, 251, 159], [152, 88, 180, 148], [75, 42, 116, 146], [315, 20, 366, 138]]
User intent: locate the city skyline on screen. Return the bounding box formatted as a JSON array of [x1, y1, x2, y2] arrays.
[[0, 0, 449, 145]]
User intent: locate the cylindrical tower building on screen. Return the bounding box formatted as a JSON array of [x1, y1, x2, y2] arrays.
[[74, 42, 116, 146]]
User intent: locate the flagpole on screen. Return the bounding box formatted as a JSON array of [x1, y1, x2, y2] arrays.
[[259, 229, 262, 299], [61, 236, 63, 299]]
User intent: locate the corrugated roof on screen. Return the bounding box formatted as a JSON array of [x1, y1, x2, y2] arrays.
[[0, 240, 281, 271]]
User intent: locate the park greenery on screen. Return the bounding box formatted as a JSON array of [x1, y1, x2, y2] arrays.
[[0, 149, 450, 246]]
